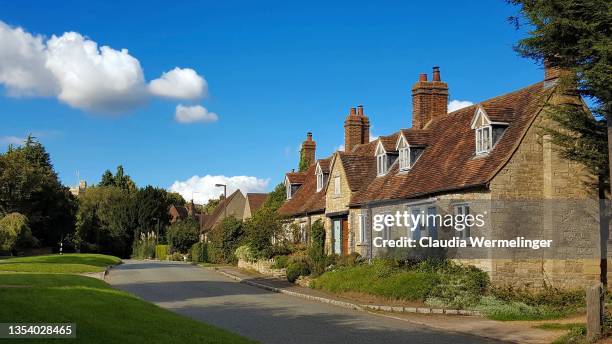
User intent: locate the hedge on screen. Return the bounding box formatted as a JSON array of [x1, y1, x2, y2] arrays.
[[155, 245, 169, 260]]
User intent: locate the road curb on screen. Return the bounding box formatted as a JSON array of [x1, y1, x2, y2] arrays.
[[214, 268, 479, 316]]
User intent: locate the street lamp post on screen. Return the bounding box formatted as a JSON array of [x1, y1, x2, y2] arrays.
[[215, 184, 227, 220]]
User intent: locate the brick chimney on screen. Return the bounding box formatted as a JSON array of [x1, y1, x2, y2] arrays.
[[411, 66, 449, 129], [344, 106, 371, 152], [301, 132, 316, 167]]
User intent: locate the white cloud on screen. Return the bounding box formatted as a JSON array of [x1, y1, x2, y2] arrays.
[[174, 104, 218, 123], [0, 21, 57, 96], [448, 100, 474, 113], [169, 175, 270, 204], [45, 32, 148, 112], [149, 67, 206, 100], [0, 20, 213, 116], [0, 136, 25, 145]]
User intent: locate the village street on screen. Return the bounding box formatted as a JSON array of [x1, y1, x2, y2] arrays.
[[108, 260, 503, 344]]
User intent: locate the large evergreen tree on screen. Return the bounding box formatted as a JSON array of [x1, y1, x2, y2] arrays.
[[0, 136, 76, 247]]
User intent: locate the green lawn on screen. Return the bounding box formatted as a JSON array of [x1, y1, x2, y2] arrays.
[[0, 254, 122, 273], [0, 254, 255, 343]]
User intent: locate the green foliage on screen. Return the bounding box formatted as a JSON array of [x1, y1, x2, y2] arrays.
[[490, 284, 584, 312], [135, 186, 172, 237], [476, 296, 566, 321], [201, 198, 220, 215], [509, 0, 611, 185], [260, 183, 286, 212], [155, 244, 169, 260], [286, 261, 310, 283], [298, 148, 309, 172], [271, 255, 289, 269], [425, 261, 490, 309], [98, 165, 137, 191], [336, 252, 362, 267], [235, 245, 256, 262], [190, 242, 208, 263], [307, 219, 326, 276], [167, 218, 199, 253], [165, 192, 186, 206], [169, 252, 184, 261], [131, 232, 157, 259], [311, 260, 439, 301], [207, 216, 244, 264], [243, 207, 283, 258], [76, 186, 136, 257], [0, 212, 37, 254], [0, 136, 77, 247]]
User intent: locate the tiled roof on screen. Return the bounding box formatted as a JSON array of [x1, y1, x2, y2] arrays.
[[286, 172, 306, 184], [201, 190, 242, 232], [378, 133, 400, 152], [350, 81, 552, 205], [318, 159, 331, 173], [400, 128, 430, 146], [337, 152, 377, 192], [246, 193, 268, 214], [278, 157, 331, 216]]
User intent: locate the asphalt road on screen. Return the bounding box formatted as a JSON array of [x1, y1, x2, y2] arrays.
[[108, 260, 503, 344]]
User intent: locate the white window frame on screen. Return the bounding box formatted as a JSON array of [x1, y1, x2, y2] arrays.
[[285, 179, 292, 200], [475, 126, 492, 155], [454, 204, 471, 240], [375, 140, 388, 176], [315, 163, 324, 192], [399, 146, 410, 171], [358, 214, 366, 244], [333, 176, 341, 196]]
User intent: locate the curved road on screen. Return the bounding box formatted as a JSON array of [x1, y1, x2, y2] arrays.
[[108, 260, 502, 344]]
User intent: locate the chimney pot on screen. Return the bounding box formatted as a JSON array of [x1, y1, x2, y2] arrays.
[[350, 107, 357, 116], [432, 66, 441, 81], [419, 73, 427, 82], [307, 132, 312, 140], [357, 105, 364, 116]]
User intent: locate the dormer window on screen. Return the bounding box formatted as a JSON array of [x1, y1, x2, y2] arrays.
[[315, 163, 326, 192], [471, 107, 508, 156], [285, 177, 293, 199], [395, 133, 425, 172], [375, 141, 388, 176]]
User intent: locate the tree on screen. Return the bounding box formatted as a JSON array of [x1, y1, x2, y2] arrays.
[[97, 165, 137, 191], [509, 0, 610, 183], [0, 136, 76, 247], [244, 207, 283, 258], [167, 218, 200, 253], [0, 212, 37, 254], [260, 183, 287, 212], [509, 0, 611, 284], [166, 192, 186, 206], [134, 186, 172, 237], [202, 198, 220, 215]]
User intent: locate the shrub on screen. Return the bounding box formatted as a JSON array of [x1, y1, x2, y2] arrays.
[[271, 255, 289, 269], [235, 245, 256, 262], [131, 231, 157, 259], [207, 217, 244, 264], [475, 296, 565, 321], [243, 206, 283, 258], [286, 261, 310, 283], [311, 262, 439, 301], [167, 218, 200, 253], [490, 284, 584, 310], [155, 244, 169, 260], [336, 252, 362, 267], [426, 262, 490, 309], [0, 213, 37, 254], [190, 242, 208, 263], [169, 252, 184, 261], [307, 219, 326, 276]]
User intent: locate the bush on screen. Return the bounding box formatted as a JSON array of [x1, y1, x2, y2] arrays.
[[307, 219, 326, 276], [271, 255, 289, 269], [190, 242, 208, 263], [155, 245, 169, 260], [207, 217, 244, 264], [131, 232, 157, 259], [476, 296, 565, 321], [336, 252, 362, 267], [286, 261, 310, 283], [0, 213, 38, 254], [235, 245, 256, 262], [167, 218, 200, 253], [311, 261, 439, 301], [425, 262, 490, 309], [169, 252, 184, 261], [243, 207, 283, 258]]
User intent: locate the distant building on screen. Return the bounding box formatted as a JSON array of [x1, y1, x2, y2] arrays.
[[243, 193, 268, 220], [69, 180, 87, 196]]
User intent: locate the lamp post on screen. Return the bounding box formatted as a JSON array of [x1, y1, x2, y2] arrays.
[[215, 183, 227, 220]]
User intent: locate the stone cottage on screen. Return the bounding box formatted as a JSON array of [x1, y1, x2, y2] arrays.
[[279, 66, 606, 288]]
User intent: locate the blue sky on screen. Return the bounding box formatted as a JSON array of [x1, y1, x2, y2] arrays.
[[0, 0, 542, 203]]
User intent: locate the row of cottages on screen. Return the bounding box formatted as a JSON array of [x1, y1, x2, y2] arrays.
[[279, 66, 606, 288]]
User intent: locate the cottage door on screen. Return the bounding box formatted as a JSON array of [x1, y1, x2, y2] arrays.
[[341, 219, 349, 256], [333, 220, 342, 254]]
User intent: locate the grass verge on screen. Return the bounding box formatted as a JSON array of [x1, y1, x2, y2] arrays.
[[0, 273, 256, 344], [0, 254, 122, 274]]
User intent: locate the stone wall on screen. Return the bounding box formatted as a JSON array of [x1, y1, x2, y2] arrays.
[[237, 258, 286, 279]]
